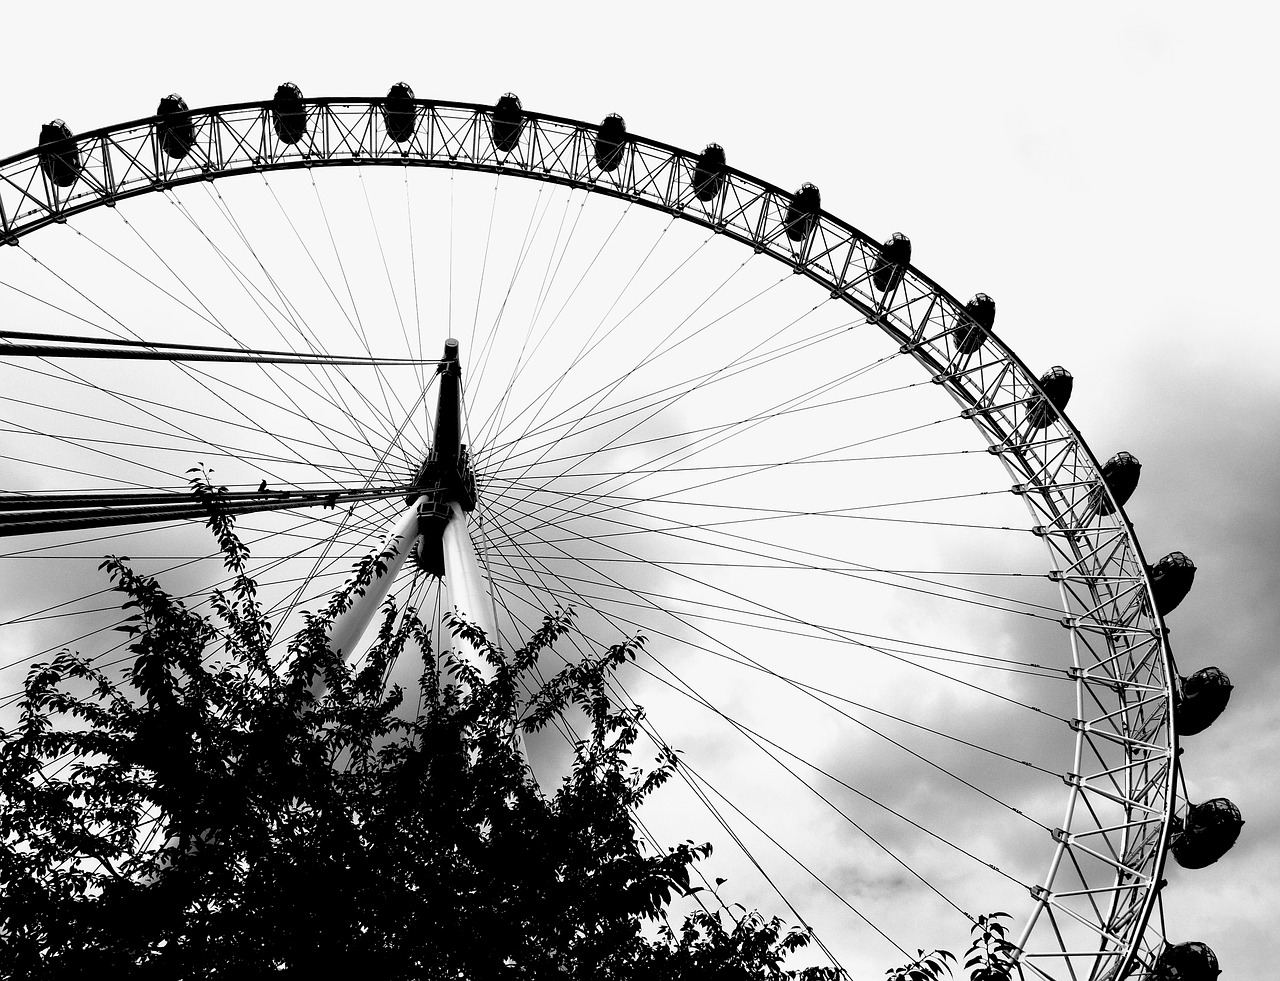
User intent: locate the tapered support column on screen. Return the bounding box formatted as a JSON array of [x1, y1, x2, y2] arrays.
[[318, 496, 424, 693], [440, 501, 527, 757], [440, 501, 499, 677]]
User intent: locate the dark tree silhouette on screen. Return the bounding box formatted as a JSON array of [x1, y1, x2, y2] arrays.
[[0, 474, 846, 979]]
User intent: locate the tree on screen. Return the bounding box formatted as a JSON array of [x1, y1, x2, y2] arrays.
[[963, 913, 1019, 981], [0, 474, 840, 979], [886, 948, 957, 981]]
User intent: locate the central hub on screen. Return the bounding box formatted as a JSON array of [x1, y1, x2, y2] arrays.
[[408, 338, 478, 577]]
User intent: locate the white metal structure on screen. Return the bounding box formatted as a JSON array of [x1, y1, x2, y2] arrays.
[[0, 91, 1223, 979]]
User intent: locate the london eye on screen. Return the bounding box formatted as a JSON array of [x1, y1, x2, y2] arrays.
[[0, 87, 1240, 979]]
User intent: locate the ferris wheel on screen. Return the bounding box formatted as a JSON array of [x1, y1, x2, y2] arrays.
[[0, 85, 1243, 979]]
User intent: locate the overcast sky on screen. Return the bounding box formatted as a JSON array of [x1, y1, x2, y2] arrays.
[[0, 2, 1274, 976]]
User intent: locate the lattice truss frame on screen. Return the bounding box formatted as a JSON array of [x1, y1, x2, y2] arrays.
[[0, 98, 1180, 980]]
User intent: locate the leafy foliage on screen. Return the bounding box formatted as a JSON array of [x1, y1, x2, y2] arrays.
[[886, 947, 956, 981], [964, 912, 1020, 981], [644, 904, 838, 980], [0, 474, 842, 979]]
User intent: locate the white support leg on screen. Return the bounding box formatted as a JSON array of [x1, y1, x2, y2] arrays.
[[323, 495, 424, 668], [440, 500, 499, 677], [317, 492, 523, 753], [441, 500, 527, 756], [318, 494, 500, 685]]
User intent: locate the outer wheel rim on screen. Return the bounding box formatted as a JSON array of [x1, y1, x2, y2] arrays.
[[0, 96, 1177, 980]]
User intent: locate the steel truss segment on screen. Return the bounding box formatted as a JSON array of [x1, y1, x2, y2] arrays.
[[1075, 653, 1167, 696], [988, 433, 1075, 459], [807, 222, 862, 283], [1051, 533, 1132, 579], [1044, 887, 1139, 952], [1071, 720, 1169, 757], [1080, 692, 1167, 752], [1060, 585, 1145, 633], [1086, 719, 1167, 764], [1052, 574, 1145, 589], [1039, 525, 1132, 543], [1078, 691, 1166, 729], [1066, 775, 1165, 819], [1074, 758, 1169, 827], [1073, 671, 1167, 701], [1071, 634, 1153, 680], [1063, 619, 1158, 643], [937, 345, 1004, 382], [1077, 756, 1172, 809], [1019, 445, 1082, 502], [1017, 957, 1064, 981], [1053, 881, 1151, 899], [1064, 814, 1167, 845], [1023, 949, 1131, 961], [1078, 675, 1165, 700], [1123, 765, 1173, 822], [1056, 581, 1146, 631], [904, 292, 942, 344], [1053, 837, 1152, 887], [0, 96, 1175, 977], [1012, 476, 1101, 503]]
